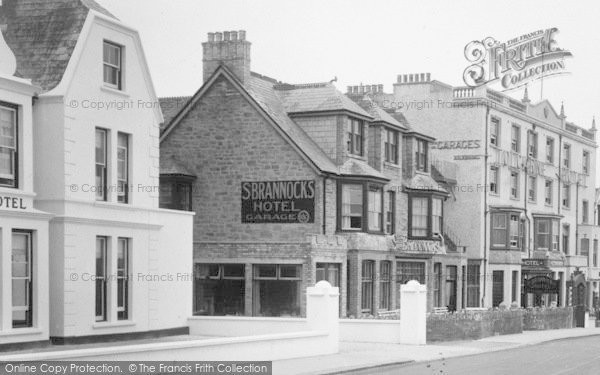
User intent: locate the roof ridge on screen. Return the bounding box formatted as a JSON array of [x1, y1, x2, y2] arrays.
[[274, 82, 330, 90]]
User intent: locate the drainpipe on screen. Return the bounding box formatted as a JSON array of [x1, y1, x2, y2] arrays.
[[524, 160, 530, 259], [482, 105, 490, 307], [558, 135, 562, 217], [576, 181, 579, 255], [322, 176, 328, 235]]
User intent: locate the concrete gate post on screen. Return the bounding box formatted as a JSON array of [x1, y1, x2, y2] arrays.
[[307, 281, 340, 354], [400, 280, 427, 345]]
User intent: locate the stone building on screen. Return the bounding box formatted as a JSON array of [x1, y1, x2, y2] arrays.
[[159, 32, 466, 317], [370, 73, 599, 310]]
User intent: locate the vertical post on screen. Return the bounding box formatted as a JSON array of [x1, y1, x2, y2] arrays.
[[306, 281, 339, 354], [400, 280, 427, 345]]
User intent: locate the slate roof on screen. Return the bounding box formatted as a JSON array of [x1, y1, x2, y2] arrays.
[[347, 95, 406, 130], [338, 158, 387, 180], [275, 82, 372, 118], [159, 96, 192, 131], [0, 0, 117, 92], [160, 155, 196, 176], [403, 174, 448, 194]]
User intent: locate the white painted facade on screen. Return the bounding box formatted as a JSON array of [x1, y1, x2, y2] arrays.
[[0, 30, 52, 345], [13, 10, 194, 342]]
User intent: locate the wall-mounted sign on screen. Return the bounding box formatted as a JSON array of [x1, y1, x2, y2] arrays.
[[241, 180, 315, 224], [431, 140, 481, 150], [0, 196, 27, 210], [454, 155, 482, 161], [393, 234, 446, 254], [522, 258, 547, 268]]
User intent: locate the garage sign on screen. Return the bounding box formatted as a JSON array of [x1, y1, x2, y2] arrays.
[[241, 180, 315, 223]]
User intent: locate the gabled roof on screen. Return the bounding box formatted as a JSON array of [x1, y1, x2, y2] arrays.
[[275, 82, 372, 119], [161, 65, 341, 176], [159, 96, 192, 131], [0, 0, 116, 92], [161, 155, 196, 177], [346, 95, 406, 130]]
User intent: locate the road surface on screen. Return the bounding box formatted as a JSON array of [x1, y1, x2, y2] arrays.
[[342, 335, 600, 375]]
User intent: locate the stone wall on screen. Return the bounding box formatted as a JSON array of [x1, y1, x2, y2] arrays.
[[522, 307, 573, 330], [427, 309, 523, 342]]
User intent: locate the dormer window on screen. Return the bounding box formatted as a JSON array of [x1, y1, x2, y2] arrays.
[[0, 104, 18, 188], [416, 139, 428, 172], [384, 129, 399, 164], [346, 118, 364, 156], [103, 41, 123, 90]]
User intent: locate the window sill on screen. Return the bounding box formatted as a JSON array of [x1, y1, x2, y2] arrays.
[[92, 320, 136, 329], [383, 161, 401, 169], [101, 85, 130, 98], [0, 328, 43, 337]]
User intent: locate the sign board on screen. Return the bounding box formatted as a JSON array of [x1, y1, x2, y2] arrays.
[[241, 180, 315, 224], [524, 275, 559, 294], [0, 195, 27, 210]]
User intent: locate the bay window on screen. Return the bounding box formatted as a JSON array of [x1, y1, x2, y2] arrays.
[[341, 184, 363, 230], [534, 217, 560, 252], [409, 195, 444, 239], [339, 182, 385, 233], [0, 104, 17, 188], [491, 211, 524, 250]]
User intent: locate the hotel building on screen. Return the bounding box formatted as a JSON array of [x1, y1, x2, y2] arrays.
[[0, 0, 193, 346], [159, 32, 466, 318], [370, 73, 598, 310]]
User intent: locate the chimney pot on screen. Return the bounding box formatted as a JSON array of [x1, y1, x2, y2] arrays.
[[409, 74, 414, 83], [420, 73, 425, 82], [353, 86, 359, 94], [378, 84, 384, 93], [347, 86, 352, 93], [404, 74, 408, 83], [224, 31, 231, 41], [215, 32, 223, 42], [239, 30, 246, 41], [207, 32, 215, 42], [231, 31, 238, 41], [426, 73, 431, 81], [371, 84, 377, 93]]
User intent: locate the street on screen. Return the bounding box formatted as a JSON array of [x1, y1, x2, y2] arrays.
[[342, 335, 600, 375]]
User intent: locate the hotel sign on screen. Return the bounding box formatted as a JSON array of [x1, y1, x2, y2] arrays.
[[393, 234, 446, 254], [0, 196, 27, 210], [241, 180, 315, 224]]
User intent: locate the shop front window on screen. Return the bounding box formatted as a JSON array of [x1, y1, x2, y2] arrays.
[[253, 264, 301, 317], [194, 264, 245, 316]]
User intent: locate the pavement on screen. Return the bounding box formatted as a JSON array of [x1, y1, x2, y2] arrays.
[[272, 326, 600, 375]]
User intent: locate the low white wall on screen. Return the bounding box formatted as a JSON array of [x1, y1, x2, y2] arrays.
[[339, 319, 402, 344], [188, 316, 307, 336], [0, 332, 329, 362]]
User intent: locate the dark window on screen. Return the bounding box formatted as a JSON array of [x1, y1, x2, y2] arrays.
[[445, 266, 457, 311], [316, 263, 340, 287], [253, 264, 301, 317], [594, 240, 598, 267], [511, 125, 520, 153], [511, 271, 518, 304], [95, 236, 108, 322], [103, 41, 122, 89], [492, 271, 504, 307], [416, 139, 428, 172], [490, 117, 499, 146], [433, 263, 441, 307], [583, 200, 589, 224], [528, 176, 536, 202], [159, 177, 193, 211], [563, 144, 571, 169], [386, 191, 395, 234], [195, 264, 245, 316], [510, 171, 519, 199], [0, 104, 17, 188], [347, 118, 364, 156], [545, 179, 553, 205], [581, 238, 590, 257], [562, 224, 570, 254], [380, 261, 391, 311], [361, 260, 375, 313], [396, 261, 425, 284], [117, 238, 130, 320], [12, 230, 32, 328], [562, 184, 570, 208], [489, 166, 499, 194], [583, 150, 590, 174], [384, 129, 399, 164], [95, 128, 108, 201], [467, 264, 480, 307], [117, 133, 129, 204], [546, 137, 554, 164]]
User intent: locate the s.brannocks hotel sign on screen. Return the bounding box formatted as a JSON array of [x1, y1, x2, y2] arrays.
[[463, 28, 572, 91], [241, 180, 315, 224]]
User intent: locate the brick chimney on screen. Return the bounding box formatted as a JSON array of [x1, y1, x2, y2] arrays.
[[202, 30, 251, 84]]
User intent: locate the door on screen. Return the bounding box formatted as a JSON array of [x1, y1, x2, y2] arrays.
[[572, 273, 587, 328], [445, 266, 457, 311]]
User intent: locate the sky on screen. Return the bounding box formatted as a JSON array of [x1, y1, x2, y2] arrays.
[[98, 0, 600, 130]]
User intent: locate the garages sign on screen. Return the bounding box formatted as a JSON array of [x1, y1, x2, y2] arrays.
[[241, 180, 315, 223]]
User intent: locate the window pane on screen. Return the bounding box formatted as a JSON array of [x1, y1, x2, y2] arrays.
[[342, 184, 363, 229], [411, 197, 428, 236], [280, 265, 300, 279], [255, 265, 277, 278], [368, 189, 382, 231]]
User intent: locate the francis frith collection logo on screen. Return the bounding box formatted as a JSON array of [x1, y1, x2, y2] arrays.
[[463, 28, 572, 91]]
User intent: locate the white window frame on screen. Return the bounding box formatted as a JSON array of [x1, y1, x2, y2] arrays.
[[0, 105, 17, 187], [103, 41, 123, 90]]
